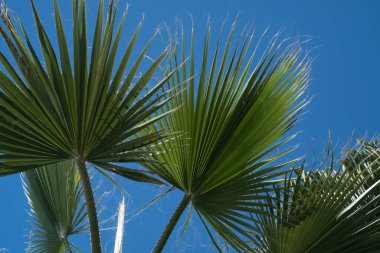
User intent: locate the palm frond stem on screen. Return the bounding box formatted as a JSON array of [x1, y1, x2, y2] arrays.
[[152, 193, 191, 253], [76, 159, 102, 253]]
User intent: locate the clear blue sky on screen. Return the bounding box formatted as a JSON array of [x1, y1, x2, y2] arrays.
[[0, 0, 379, 252]]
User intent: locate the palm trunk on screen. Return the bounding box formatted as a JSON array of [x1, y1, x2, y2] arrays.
[[76, 160, 102, 253], [152, 193, 191, 253]]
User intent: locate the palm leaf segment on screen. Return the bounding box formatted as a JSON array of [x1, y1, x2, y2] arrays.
[[254, 147, 380, 253], [342, 138, 380, 188], [145, 24, 310, 251], [0, 0, 173, 182], [22, 161, 87, 253]]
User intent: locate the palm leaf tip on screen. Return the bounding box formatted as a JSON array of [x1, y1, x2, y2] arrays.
[[145, 22, 311, 251]]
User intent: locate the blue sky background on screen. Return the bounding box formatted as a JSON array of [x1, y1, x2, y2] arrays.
[[0, 0, 379, 252]]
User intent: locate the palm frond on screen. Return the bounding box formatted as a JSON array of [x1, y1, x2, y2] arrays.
[[0, 0, 173, 183], [22, 161, 87, 253], [254, 145, 380, 253], [145, 23, 310, 251]]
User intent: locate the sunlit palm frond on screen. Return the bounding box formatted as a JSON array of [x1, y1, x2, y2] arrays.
[[144, 23, 311, 251], [22, 161, 87, 253], [254, 146, 380, 253]]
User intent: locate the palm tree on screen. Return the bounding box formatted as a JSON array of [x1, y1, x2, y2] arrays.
[[253, 145, 380, 253], [0, 0, 175, 251], [143, 24, 311, 252], [22, 161, 87, 252]]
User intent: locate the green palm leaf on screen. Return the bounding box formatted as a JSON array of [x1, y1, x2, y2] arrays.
[[254, 146, 380, 253], [0, 0, 172, 179], [0, 0, 175, 251], [145, 23, 310, 252], [22, 161, 87, 253]]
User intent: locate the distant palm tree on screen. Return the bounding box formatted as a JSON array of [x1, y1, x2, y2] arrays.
[[253, 144, 380, 253], [0, 0, 174, 251], [144, 24, 310, 252]]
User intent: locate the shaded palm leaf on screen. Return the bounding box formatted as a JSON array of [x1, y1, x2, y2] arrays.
[[0, 0, 172, 183], [22, 161, 87, 253], [145, 23, 310, 251], [254, 146, 380, 253]]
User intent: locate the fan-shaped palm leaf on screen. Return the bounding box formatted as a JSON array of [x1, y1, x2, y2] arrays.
[[0, 0, 175, 251], [254, 146, 380, 253], [144, 24, 310, 252], [22, 161, 87, 253]]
